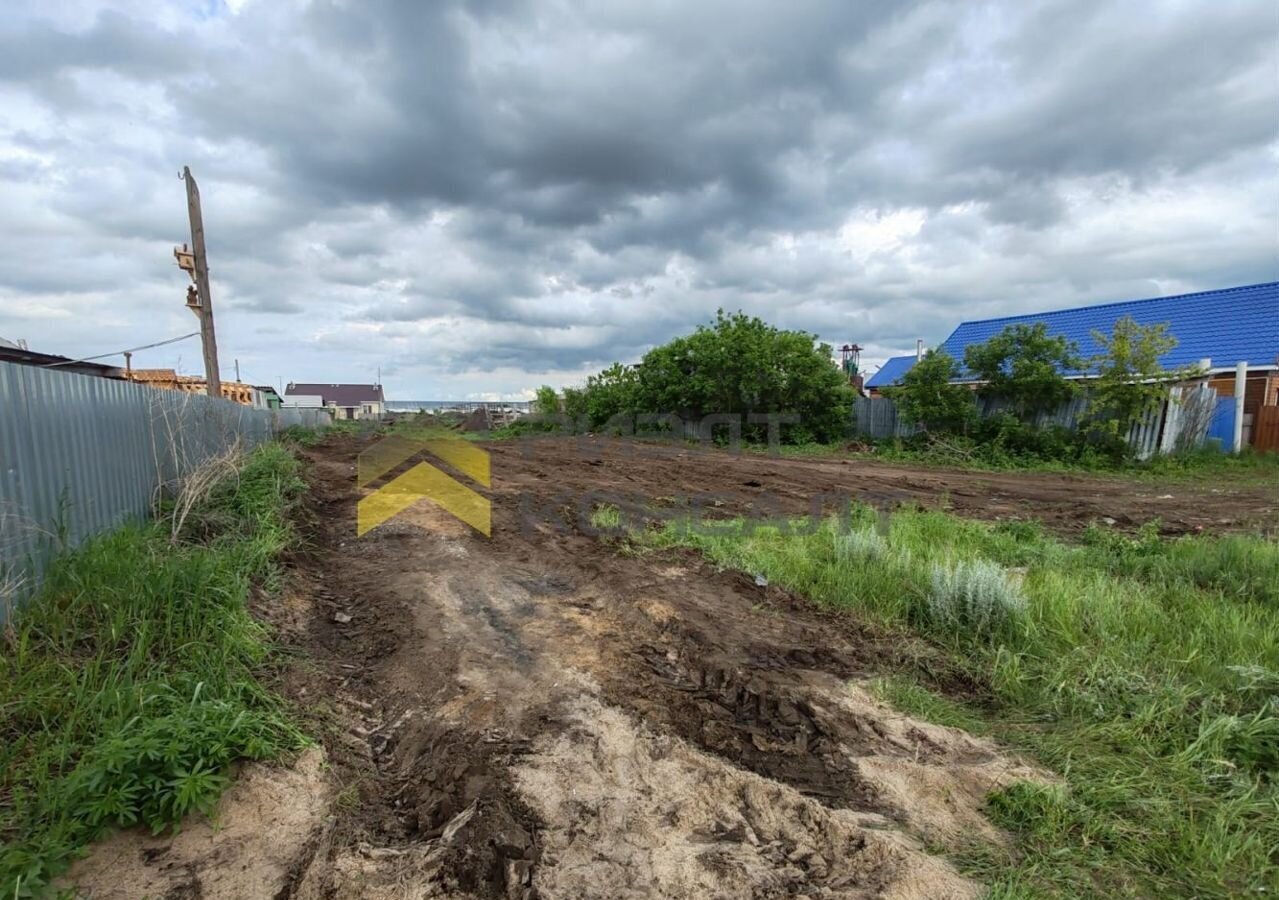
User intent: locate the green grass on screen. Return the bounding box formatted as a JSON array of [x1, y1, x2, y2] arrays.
[[634, 507, 1279, 897], [280, 418, 368, 446], [870, 675, 988, 734], [589, 503, 623, 531], [0, 444, 309, 896]]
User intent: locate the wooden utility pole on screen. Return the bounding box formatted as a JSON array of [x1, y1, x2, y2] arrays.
[[182, 166, 222, 398]]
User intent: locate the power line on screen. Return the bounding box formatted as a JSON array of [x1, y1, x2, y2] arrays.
[[43, 331, 202, 367]]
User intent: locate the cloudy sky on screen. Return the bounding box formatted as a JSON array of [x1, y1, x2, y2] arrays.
[[1, 0, 1275, 400]]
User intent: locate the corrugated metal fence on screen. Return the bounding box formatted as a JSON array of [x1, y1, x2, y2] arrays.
[[854, 383, 1218, 459], [0, 361, 329, 617]]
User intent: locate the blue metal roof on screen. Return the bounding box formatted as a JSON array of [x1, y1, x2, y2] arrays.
[[865, 355, 918, 388], [938, 282, 1279, 377]]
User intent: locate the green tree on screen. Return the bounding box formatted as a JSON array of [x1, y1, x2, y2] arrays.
[[882, 349, 975, 434], [534, 385, 560, 415], [964, 323, 1081, 421], [1086, 316, 1180, 441], [582, 362, 641, 430], [633, 310, 853, 443], [561, 386, 588, 424]]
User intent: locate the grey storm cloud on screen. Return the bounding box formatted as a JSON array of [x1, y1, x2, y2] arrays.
[[0, 0, 1275, 399]]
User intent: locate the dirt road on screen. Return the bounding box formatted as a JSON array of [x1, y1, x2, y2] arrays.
[[69, 435, 1275, 898]]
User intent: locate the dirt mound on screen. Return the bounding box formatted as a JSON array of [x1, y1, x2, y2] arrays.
[[294, 712, 541, 899], [515, 696, 982, 899], [459, 407, 491, 432]]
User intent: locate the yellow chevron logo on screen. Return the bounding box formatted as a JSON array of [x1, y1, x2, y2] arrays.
[[356, 434, 491, 537]]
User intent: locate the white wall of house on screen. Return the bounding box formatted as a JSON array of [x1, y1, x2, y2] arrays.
[[328, 400, 384, 420], [282, 394, 325, 408]]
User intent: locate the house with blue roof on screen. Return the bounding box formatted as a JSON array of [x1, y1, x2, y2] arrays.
[[863, 281, 1279, 447]]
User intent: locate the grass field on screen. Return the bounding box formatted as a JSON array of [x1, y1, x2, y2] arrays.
[[0, 444, 308, 896], [631, 506, 1279, 898]]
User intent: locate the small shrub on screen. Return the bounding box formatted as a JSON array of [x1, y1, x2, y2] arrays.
[[925, 558, 1027, 639], [835, 527, 889, 562]]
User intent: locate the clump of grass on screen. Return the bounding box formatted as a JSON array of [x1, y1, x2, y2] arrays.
[[0, 444, 308, 896], [279, 424, 328, 447], [835, 526, 890, 562], [1082, 524, 1279, 607], [589, 503, 623, 532], [642, 505, 1279, 896], [280, 418, 369, 447], [870, 675, 987, 734]]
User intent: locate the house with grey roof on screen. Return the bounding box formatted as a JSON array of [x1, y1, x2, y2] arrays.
[[285, 382, 385, 420]]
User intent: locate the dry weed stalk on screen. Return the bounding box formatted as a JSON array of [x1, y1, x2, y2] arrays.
[[167, 441, 245, 543], [0, 503, 54, 638], [1, 568, 26, 644]]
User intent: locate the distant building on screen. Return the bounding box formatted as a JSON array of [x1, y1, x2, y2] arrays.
[[0, 339, 124, 379], [285, 383, 385, 420], [864, 355, 920, 397], [280, 393, 325, 409], [253, 385, 283, 410], [126, 368, 260, 406]]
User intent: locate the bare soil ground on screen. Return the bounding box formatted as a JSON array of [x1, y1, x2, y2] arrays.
[[68, 435, 1275, 899], [485, 437, 1279, 536]]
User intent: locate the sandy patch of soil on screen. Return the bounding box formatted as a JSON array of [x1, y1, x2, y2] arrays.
[[62, 747, 332, 899], [515, 694, 981, 900]]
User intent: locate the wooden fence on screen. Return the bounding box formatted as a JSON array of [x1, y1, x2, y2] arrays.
[[1255, 405, 1279, 453]]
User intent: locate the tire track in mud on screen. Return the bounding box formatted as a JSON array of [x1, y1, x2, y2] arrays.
[[282, 434, 1048, 899]]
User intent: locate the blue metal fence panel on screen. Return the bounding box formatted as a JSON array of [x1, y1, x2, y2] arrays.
[[1205, 396, 1236, 451]]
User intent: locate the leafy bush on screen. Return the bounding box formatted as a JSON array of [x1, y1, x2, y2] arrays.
[[972, 413, 1129, 465], [562, 311, 855, 444], [924, 558, 1027, 639], [582, 362, 642, 432], [964, 322, 1081, 422], [881, 349, 975, 434], [835, 527, 890, 562], [1086, 315, 1183, 443], [533, 385, 560, 415]]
